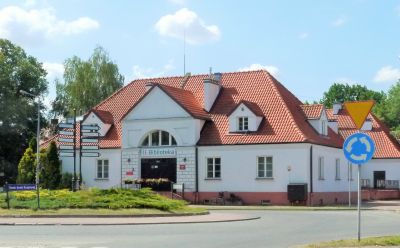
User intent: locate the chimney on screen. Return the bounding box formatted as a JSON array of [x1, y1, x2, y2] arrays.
[[203, 73, 222, 112], [332, 102, 342, 115], [145, 82, 156, 92], [180, 72, 191, 88]]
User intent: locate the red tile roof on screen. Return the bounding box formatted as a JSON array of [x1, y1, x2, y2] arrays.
[[300, 104, 324, 119], [41, 70, 400, 158], [326, 109, 400, 159], [90, 109, 114, 124]]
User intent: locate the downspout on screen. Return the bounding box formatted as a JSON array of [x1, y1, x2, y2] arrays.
[[309, 145, 313, 206], [195, 147, 199, 203]]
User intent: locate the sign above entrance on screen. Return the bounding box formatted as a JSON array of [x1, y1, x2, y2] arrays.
[[344, 100, 375, 130], [141, 148, 176, 158]]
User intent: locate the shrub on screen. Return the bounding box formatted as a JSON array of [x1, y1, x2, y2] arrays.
[[59, 173, 73, 189]]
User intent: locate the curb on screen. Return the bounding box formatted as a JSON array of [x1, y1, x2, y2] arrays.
[[0, 216, 260, 226], [0, 211, 209, 218]]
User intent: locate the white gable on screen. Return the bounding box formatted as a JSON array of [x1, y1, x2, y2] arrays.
[[308, 109, 328, 135], [124, 87, 190, 120], [228, 103, 262, 132], [81, 112, 111, 137]]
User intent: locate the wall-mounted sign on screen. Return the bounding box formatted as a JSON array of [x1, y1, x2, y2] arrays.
[[179, 164, 186, 170], [141, 148, 176, 158]]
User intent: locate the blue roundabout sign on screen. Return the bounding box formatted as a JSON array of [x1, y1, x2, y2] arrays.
[[343, 132, 375, 165]]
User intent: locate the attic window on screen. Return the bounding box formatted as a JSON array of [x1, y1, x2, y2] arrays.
[[238, 117, 249, 131]]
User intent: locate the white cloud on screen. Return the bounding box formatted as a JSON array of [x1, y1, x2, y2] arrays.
[[331, 17, 347, 27], [374, 66, 400, 83], [0, 6, 99, 45], [42, 62, 64, 82], [132, 59, 176, 79], [299, 32, 309, 39], [238, 64, 279, 78], [155, 8, 220, 45]]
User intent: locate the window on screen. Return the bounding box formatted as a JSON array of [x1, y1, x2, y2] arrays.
[[348, 162, 353, 181], [97, 159, 109, 179], [257, 156, 273, 178], [321, 120, 327, 135], [318, 157, 324, 180], [141, 130, 177, 147], [238, 117, 249, 131], [335, 159, 340, 180], [206, 157, 221, 179]]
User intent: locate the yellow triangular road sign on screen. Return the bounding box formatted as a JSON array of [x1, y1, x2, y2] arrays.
[[344, 100, 375, 130]]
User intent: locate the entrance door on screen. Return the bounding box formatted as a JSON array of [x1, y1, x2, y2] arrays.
[[141, 158, 177, 183], [373, 171, 386, 189]]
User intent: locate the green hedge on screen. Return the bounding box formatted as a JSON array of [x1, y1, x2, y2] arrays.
[[0, 188, 186, 211]]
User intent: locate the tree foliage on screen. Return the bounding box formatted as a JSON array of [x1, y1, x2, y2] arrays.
[[320, 83, 386, 108], [52, 46, 124, 117], [16, 147, 36, 184], [0, 39, 48, 184], [41, 141, 61, 189]]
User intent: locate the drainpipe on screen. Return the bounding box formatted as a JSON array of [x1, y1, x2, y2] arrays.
[[195, 147, 199, 203], [309, 145, 313, 206]]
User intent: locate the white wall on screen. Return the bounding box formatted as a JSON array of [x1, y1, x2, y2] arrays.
[[308, 110, 328, 135], [203, 80, 220, 112], [312, 145, 358, 192], [361, 159, 400, 183], [198, 144, 310, 192], [60, 149, 121, 189]]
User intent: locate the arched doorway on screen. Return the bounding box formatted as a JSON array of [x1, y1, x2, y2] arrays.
[[140, 130, 177, 183]]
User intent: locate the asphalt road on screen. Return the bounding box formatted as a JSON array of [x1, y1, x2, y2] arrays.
[[0, 210, 400, 248]]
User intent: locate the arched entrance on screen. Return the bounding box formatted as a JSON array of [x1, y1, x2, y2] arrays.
[[140, 130, 177, 183]]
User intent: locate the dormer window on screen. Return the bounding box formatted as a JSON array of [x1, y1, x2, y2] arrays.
[[321, 120, 327, 136], [141, 130, 177, 147], [238, 117, 249, 131]]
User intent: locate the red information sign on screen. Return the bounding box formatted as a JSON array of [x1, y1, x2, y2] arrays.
[[179, 164, 186, 170]]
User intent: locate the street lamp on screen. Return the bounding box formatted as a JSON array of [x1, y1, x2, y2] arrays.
[[20, 90, 41, 209]]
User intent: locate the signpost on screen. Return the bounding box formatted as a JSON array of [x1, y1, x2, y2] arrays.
[[343, 100, 375, 242], [5, 184, 37, 209]]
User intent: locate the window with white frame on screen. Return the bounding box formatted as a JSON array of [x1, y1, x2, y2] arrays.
[[321, 120, 327, 135], [238, 117, 249, 131], [97, 159, 109, 179], [335, 158, 340, 180], [141, 130, 177, 147], [206, 157, 221, 179], [257, 156, 273, 178], [318, 157, 324, 180], [348, 162, 353, 180]]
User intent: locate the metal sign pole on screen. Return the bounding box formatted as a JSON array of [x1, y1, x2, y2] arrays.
[[348, 163, 351, 207], [357, 164, 361, 241]]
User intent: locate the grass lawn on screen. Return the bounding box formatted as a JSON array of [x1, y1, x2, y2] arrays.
[[0, 188, 206, 216], [302, 235, 400, 247]]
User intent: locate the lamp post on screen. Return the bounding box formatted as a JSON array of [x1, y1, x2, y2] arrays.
[[20, 90, 40, 209]]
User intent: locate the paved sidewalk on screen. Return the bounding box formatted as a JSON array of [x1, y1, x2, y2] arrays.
[[364, 200, 400, 211], [0, 211, 260, 225]]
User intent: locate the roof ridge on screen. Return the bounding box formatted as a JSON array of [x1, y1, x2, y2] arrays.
[[263, 71, 307, 141]]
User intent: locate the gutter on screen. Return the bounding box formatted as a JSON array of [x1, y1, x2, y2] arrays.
[[195, 147, 199, 203]]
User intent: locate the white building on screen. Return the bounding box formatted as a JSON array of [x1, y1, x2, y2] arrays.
[[43, 70, 400, 205]]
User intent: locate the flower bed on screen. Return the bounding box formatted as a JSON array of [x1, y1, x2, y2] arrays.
[[134, 178, 171, 191]]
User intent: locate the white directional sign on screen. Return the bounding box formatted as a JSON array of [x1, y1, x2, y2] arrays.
[[59, 152, 74, 157], [81, 152, 100, 157], [58, 137, 74, 143], [58, 123, 74, 129], [59, 145, 74, 150], [81, 138, 99, 143], [59, 130, 74, 136], [81, 124, 100, 131]]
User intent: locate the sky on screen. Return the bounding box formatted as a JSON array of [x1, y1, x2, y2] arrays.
[[1, 0, 400, 110]]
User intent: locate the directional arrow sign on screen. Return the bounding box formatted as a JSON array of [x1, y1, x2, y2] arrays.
[[343, 132, 375, 164], [59, 145, 74, 150], [81, 132, 99, 138], [59, 130, 74, 136], [58, 137, 74, 143], [81, 145, 99, 150], [81, 152, 100, 157], [59, 149, 74, 153], [81, 125, 100, 131], [58, 123, 74, 129], [59, 152, 74, 157], [344, 100, 375, 130], [81, 138, 98, 143]]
